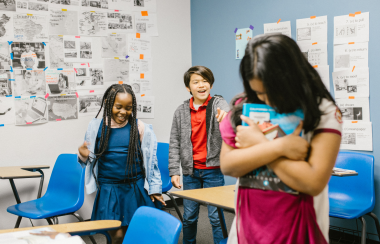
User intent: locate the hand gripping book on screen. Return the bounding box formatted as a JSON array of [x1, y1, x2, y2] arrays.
[[240, 103, 304, 194]]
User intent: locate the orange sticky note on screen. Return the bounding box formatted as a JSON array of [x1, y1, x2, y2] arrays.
[[355, 11, 361, 15], [313, 65, 318, 68], [349, 96, 355, 99], [310, 16, 316, 19], [352, 66, 355, 72], [136, 33, 141, 38], [312, 42, 318, 45], [141, 11, 148, 16], [118, 81, 123, 84], [277, 19, 281, 24], [140, 54, 144, 59], [141, 94, 145, 97], [140, 73, 144, 79], [352, 121, 358, 123], [348, 42, 355, 45], [349, 13, 355, 17]]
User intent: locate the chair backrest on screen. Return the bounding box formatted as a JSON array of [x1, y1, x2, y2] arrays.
[[329, 151, 375, 211], [157, 142, 172, 193], [123, 206, 182, 244], [43, 154, 85, 212]]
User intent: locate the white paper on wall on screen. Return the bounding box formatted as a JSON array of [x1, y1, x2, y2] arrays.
[[101, 33, 127, 58], [0, 12, 14, 42], [334, 12, 369, 45], [134, 11, 158, 36], [341, 121, 372, 151], [332, 67, 369, 99], [336, 97, 370, 122], [298, 41, 328, 67], [136, 95, 153, 118], [13, 13, 49, 42], [296, 15, 327, 44], [314, 65, 330, 91], [264, 21, 291, 38], [127, 33, 151, 58], [14, 95, 48, 125], [49, 9, 78, 35], [334, 42, 368, 72]]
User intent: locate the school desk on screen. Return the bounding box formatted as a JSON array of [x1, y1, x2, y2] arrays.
[[0, 165, 50, 227], [170, 185, 235, 238], [0, 220, 121, 244]]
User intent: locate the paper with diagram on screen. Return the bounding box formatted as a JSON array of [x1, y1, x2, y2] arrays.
[[334, 12, 369, 45], [50, 0, 80, 7], [314, 65, 330, 91], [49, 35, 73, 69], [49, 9, 78, 35], [15, 0, 49, 14], [14, 96, 48, 125], [0, 42, 11, 70], [332, 67, 369, 99], [336, 97, 370, 122], [129, 57, 152, 74], [298, 42, 327, 67], [81, 0, 108, 9], [107, 10, 134, 33], [63, 36, 93, 62], [47, 94, 78, 121], [264, 21, 291, 37], [0, 12, 14, 42], [75, 63, 104, 90], [341, 122, 372, 151], [334, 42, 368, 72], [45, 69, 76, 95], [136, 95, 154, 119], [101, 33, 127, 58], [296, 16, 327, 44], [78, 91, 104, 117], [108, 0, 131, 10], [103, 58, 129, 82], [235, 28, 252, 60], [134, 12, 158, 36], [132, 0, 156, 12], [13, 69, 45, 96], [79, 11, 107, 36], [13, 14, 48, 42], [0, 0, 15, 11], [127, 33, 151, 58], [127, 72, 152, 96]]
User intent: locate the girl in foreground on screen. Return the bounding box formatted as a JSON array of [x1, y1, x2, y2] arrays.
[[220, 34, 342, 243], [78, 84, 165, 244]]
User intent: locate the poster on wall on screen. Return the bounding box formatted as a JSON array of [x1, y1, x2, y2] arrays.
[[101, 33, 127, 58], [334, 12, 369, 45], [264, 21, 291, 37], [49, 35, 73, 69], [296, 15, 327, 44], [74, 63, 104, 90], [332, 67, 369, 99], [47, 94, 78, 121], [336, 97, 370, 122], [127, 33, 151, 58], [13, 14, 49, 42], [0, 12, 14, 42], [49, 9, 79, 36], [235, 28, 252, 60], [45, 69, 76, 95], [340, 122, 372, 151], [14, 96, 48, 125], [78, 91, 104, 117], [298, 42, 328, 67], [136, 95, 154, 119], [13, 69, 46, 96], [11, 42, 46, 70], [134, 11, 158, 36], [333, 42, 368, 72]]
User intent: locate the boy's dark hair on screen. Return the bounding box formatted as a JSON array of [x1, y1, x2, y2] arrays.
[[92, 84, 144, 189], [184, 66, 215, 88], [231, 34, 336, 134]]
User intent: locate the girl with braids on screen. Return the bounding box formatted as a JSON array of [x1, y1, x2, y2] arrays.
[[77, 84, 165, 243], [219, 34, 342, 243]]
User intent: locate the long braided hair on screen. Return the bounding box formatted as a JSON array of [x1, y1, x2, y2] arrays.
[[91, 84, 145, 189]]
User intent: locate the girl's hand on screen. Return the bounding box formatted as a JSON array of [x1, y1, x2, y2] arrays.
[[216, 108, 228, 122], [278, 121, 309, 161], [150, 194, 166, 206], [235, 115, 268, 148], [78, 141, 90, 158]]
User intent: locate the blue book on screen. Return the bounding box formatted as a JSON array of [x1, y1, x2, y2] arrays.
[[240, 103, 304, 194]]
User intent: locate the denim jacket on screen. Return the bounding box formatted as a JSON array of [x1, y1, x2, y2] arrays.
[[78, 118, 162, 195]]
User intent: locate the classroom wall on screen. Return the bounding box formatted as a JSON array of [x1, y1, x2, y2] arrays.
[[191, 0, 380, 237], [0, 0, 191, 229]]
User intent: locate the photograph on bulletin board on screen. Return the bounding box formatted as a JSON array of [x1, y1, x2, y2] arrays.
[[235, 28, 252, 60]]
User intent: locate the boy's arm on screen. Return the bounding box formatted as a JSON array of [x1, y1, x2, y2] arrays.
[[168, 109, 181, 177], [215, 97, 230, 122], [216, 97, 230, 112]]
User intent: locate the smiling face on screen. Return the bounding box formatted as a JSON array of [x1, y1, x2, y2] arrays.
[[186, 74, 212, 105], [112, 92, 133, 124], [249, 78, 271, 106]]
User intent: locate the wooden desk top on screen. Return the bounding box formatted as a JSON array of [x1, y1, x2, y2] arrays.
[[0, 220, 121, 234], [171, 185, 235, 212], [0, 165, 50, 179]]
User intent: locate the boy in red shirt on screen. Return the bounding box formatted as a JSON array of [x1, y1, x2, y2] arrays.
[[169, 66, 229, 244]]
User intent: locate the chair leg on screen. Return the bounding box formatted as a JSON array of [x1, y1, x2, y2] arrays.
[[14, 216, 22, 228], [46, 218, 54, 225], [359, 216, 367, 244], [366, 212, 380, 241], [164, 192, 183, 223], [72, 212, 84, 222], [99, 231, 112, 244], [89, 236, 97, 244]]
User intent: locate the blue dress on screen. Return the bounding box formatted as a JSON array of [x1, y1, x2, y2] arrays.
[[91, 120, 160, 226]]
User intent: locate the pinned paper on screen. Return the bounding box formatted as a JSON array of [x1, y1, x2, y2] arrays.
[[75, 92, 79, 98], [42, 42, 46, 46], [43, 67, 48, 71], [118, 81, 123, 84], [141, 11, 148, 16], [140, 73, 144, 79], [310, 16, 316, 19], [277, 19, 281, 24], [139, 54, 144, 59], [234, 28, 238, 33], [249, 25, 254, 30], [45, 93, 49, 99], [352, 66, 355, 72], [136, 33, 141, 38]]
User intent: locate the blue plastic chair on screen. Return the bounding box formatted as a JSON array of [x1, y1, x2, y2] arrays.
[[329, 151, 380, 244], [157, 142, 183, 222], [7, 154, 86, 225], [122, 206, 182, 244]]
